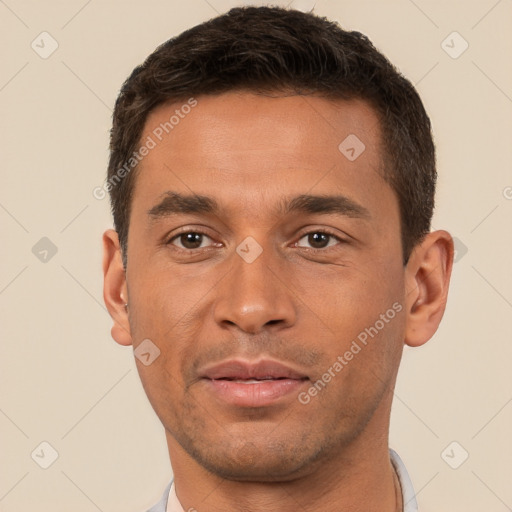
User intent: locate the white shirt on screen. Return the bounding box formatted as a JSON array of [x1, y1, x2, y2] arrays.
[[150, 449, 418, 512]]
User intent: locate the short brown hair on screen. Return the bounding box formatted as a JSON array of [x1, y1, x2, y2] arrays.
[[107, 6, 436, 265]]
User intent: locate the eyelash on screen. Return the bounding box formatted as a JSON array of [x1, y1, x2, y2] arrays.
[[166, 228, 346, 252]]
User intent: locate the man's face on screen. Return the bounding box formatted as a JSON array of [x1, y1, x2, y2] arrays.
[[124, 92, 406, 480]]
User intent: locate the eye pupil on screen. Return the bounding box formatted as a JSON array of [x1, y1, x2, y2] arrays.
[[181, 233, 203, 249], [308, 232, 329, 248]]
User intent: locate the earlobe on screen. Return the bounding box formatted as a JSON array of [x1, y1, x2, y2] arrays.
[[404, 230, 454, 348], [102, 229, 133, 346]]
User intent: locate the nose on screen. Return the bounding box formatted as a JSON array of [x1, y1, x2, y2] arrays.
[[213, 245, 297, 334]]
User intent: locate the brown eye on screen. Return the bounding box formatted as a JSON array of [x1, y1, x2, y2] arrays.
[[296, 231, 340, 250], [170, 232, 212, 250]]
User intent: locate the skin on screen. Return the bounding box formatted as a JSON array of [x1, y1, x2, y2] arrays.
[[102, 91, 453, 512]]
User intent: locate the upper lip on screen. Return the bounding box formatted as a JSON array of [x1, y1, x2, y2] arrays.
[[200, 359, 308, 380]]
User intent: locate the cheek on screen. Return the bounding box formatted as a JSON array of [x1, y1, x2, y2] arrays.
[[126, 265, 217, 402], [296, 259, 406, 393], [292, 260, 404, 339], [134, 358, 190, 434], [128, 261, 211, 335]]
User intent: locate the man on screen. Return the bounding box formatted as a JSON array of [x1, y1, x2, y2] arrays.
[[102, 6, 453, 512]]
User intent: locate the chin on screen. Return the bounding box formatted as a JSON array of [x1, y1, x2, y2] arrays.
[[181, 434, 324, 482]]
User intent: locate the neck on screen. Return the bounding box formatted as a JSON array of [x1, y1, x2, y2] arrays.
[[166, 405, 401, 512]]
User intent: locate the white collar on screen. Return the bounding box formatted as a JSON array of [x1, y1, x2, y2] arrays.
[[390, 449, 419, 512], [165, 480, 184, 512], [165, 449, 418, 512]]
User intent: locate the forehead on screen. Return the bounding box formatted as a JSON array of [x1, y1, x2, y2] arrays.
[[132, 92, 393, 221]]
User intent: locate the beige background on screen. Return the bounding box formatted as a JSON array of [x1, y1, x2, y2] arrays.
[[1, 0, 511, 510]]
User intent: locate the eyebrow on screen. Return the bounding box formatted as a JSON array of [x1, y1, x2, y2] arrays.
[[282, 194, 370, 219], [147, 191, 370, 220], [148, 192, 217, 218]]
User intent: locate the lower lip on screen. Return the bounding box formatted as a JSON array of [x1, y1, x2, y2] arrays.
[[203, 378, 308, 407]]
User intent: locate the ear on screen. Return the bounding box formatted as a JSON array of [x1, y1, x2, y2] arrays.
[[403, 230, 454, 347], [102, 229, 133, 346]]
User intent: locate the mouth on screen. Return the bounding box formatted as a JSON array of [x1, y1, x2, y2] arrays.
[[214, 377, 295, 383], [199, 359, 309, 407]]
